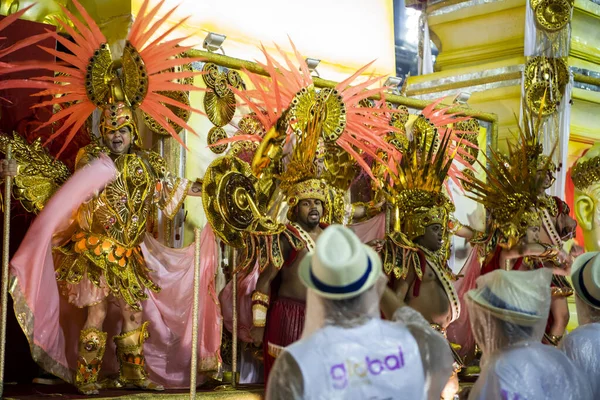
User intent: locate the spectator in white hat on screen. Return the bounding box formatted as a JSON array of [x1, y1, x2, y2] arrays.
[[266, 225, 452, 400], [559, 251, 600, 397], [466, 268, 592, 400]]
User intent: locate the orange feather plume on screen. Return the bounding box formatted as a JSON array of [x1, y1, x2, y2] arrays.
[[2, 0, 204, 157]]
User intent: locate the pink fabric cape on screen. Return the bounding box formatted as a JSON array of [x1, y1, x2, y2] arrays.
[[446, 245, 482, 358], [10, 156, 222, 388], [219, 212, 387, 342]]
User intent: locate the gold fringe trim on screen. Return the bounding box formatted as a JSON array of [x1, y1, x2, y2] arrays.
[[9, 275, 73, 383]]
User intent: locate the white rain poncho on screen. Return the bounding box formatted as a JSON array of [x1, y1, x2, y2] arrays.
[[559, 295, 600, 397], [266, 274, 453, 400], [466, 268, 592, 400]]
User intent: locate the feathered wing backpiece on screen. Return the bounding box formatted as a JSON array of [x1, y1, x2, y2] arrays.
[[220, 40, 400, 189], [6, 0, 204, 156]]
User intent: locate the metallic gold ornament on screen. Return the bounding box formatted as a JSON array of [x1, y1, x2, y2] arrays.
[[526, 81, 559, 116], [238, 113, 266, 136], [207, 127, 229, 154], [523, 57, 568, 116], [0, 132, 70, 214], [202, 63, 243, 127], [142, 90, 191, 136], [572, 155, 600, 190], [412, 116, 439, 155], [202, 156, 283, 247], [288, 86, 347, 143], [534, 0, 572, 32], [454, 119, 480, 165], [85, 43, 113, 107], [321, 144, 360, 192], [121, 42, 148, 109], [202, 156, 257, 247], [142, 53, 193, 136]]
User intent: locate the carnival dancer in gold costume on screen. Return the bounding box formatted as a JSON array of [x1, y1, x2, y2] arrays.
[[2, 0, 221, 394], [203, 43, 397, 384], [461, 108, 574, 348]]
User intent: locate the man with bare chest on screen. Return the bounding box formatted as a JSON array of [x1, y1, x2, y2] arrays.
[[249, 178, 328, 383], [248, 177, 376, 383]]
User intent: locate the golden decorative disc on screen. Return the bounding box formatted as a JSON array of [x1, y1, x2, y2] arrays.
[[207, 127, 229, 154], [288, 87, 347, 143], [526, 81, 559, 116], [85, 43, 113, 107], [202, 156, 258, 247], [227, 70, 245, 90], [534, 0, 572, 32], [455, 132, 480, 165], [202, 63, 220, 88], [238, 113, 266, 136]]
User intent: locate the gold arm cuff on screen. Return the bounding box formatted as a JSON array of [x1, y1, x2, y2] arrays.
[[251, 290, 270, 304]]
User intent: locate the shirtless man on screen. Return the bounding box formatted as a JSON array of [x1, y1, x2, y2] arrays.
[[395, 222, 454, 328], [381, 204, 461, 400], [249, 178, 377, 383]]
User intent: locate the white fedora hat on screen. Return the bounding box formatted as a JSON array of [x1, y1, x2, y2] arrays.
[[466, 268, 552, 326], [572, 251, 600, 310], [298, 225, 382, 300]]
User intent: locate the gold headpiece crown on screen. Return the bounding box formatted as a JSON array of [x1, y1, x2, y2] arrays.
[[572, 155, 600, 190], [404, 205, 449, 240], [286, 178, 328, 221]]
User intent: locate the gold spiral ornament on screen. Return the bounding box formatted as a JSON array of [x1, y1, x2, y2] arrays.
[[534, 0, 572, 32], [202, 156, 258, 247]]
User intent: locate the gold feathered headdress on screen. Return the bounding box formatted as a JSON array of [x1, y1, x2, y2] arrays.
[[216, 41, 402, 220], [461, 106, 555, 247]]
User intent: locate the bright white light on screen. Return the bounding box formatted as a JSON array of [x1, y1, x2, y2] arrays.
[[132, 0, 396, 82], [404, 8, 421, 47]]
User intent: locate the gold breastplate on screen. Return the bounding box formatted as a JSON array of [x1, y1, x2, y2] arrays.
[[89, 154, 156, 247]]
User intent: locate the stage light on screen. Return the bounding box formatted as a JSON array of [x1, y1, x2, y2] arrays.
[[384, 76, 403, 95], [203, 32, 227, 54], [453, 91, 471, 106], [305, 58, 321, 77]]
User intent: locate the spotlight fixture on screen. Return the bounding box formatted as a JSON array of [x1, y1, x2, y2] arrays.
[[453, 91, 471, 106], [203, 32, 227, 54], [305, 58, 321, 77], [384, 76, 403, 95]]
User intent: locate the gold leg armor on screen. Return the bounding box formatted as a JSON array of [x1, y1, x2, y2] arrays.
[[113, 321, 164, 391], [75, 328, 108, 395]]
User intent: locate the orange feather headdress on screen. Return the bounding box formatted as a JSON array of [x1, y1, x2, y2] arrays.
[[6, 0, 204, 156]]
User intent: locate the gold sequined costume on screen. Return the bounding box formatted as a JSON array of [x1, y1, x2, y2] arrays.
[[55, 146, 190, 309]]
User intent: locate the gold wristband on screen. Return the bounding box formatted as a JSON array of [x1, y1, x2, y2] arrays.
[[251, 291, 269, 327], [252, 303, 268, 327]]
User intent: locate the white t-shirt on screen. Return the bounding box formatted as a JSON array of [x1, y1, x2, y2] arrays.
[[277, 318, 426, 400], [469, 342, 593, 400], [560, 323, 600, 398]]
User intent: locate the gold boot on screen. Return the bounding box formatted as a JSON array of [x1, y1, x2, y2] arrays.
[[75, 328, 107, 395], [113, 321, 164, 391]]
